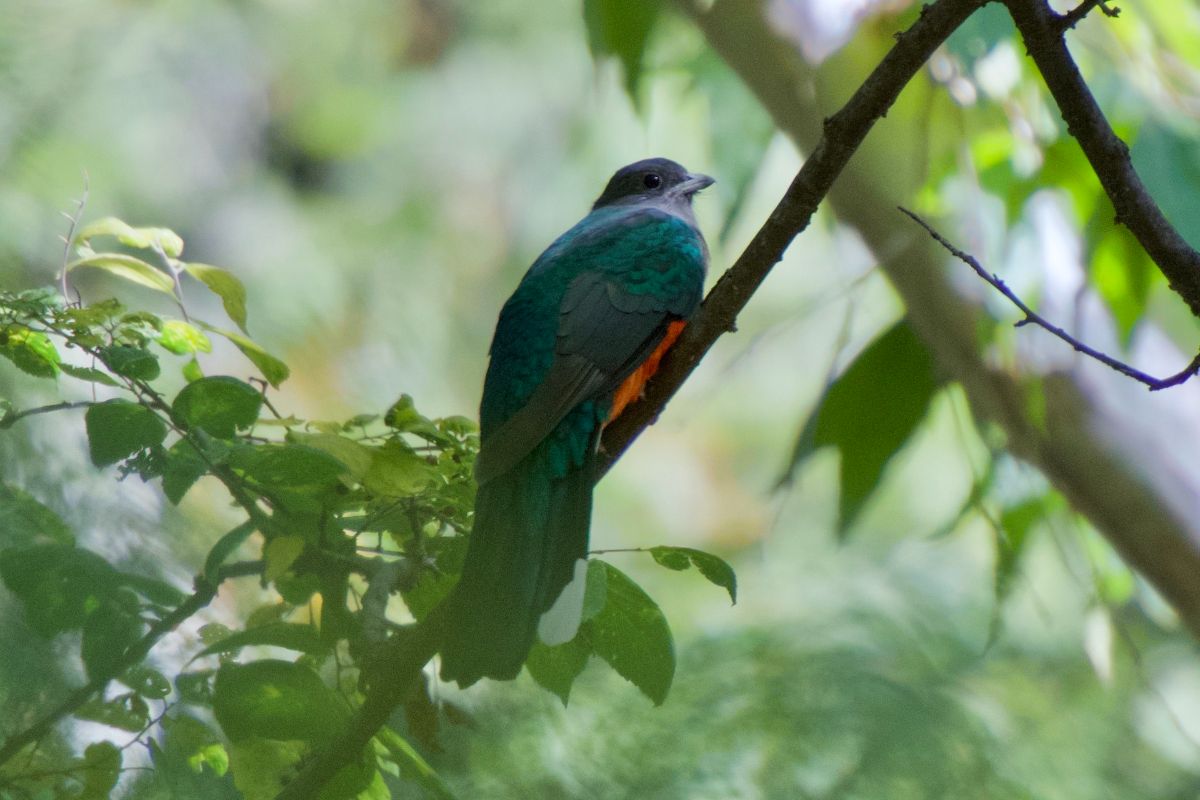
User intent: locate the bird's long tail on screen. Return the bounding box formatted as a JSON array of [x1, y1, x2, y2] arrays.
[[439, 432, 597, 686]]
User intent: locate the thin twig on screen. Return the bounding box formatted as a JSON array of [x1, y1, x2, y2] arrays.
[[0, 401, 93, 429], [1057, 0, 1120, 31], [58, 173, 89, 302], [900, 207, 1200, 391]]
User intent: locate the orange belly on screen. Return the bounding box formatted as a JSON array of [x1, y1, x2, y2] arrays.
[[607, 320, 686, 424]]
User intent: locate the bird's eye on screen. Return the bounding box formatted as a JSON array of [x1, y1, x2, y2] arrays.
[[642, 173, 662, 189]]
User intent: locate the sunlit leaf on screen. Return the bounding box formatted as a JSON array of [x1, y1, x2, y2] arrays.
[[173, 376, 263, 438], [233, 444, 347, 488], [76, 216, 185, 257], [226, 738, 306, 800], [287, 431, 375, 479], [158, 319, 213, 354], [67, 253, 176, 294], [85, 399, 168, 466], [199, 323, 290, 387], [363, 441, 437, 496], [0, 326, 60, 377], [186, 263, 249, 333]]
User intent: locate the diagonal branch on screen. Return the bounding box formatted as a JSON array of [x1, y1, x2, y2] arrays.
[[1005, 0, 1200, 317], [596, 0, 988, 475], [900, 207, 1200, 390]]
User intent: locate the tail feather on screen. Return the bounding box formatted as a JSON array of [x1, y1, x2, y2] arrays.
[[439, 438, 596, 686]]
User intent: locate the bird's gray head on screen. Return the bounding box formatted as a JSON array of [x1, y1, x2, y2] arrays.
[[592, 157, 715, 213]]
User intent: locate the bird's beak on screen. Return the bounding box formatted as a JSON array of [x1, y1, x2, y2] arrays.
[[676, 172, 715, 196]]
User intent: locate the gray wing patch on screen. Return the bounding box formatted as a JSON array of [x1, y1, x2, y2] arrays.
[[474, 271, 680, 485]]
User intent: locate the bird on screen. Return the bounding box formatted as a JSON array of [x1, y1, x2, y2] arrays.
[[438, 157, 713, 686]]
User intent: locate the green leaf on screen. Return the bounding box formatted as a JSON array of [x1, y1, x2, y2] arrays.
[[375, 727, 458, 800], [76, 216, 185, 257], [66, 253, 176, 294], [287, 431, 375, 479], [85, 400, 168, 466], [363, 441, 436, 496], [227, 738, 306, 800], [649, 546, 737, 604], [158, 319, 213, 354], [200, 323, 289, 387], [588, 560, 675, 706], [122, 665, 172, 698], [81, 601, 144, 683], [0, 544, 121, 635], [75, 693, 149, 732], [173, 376, 263, 438], [59, 363, 121, 386], [203, 520, 258, 582], [212, 659, 348, 744], [196, 622, 327, 659], [0, 326, 60, 377], [784, 321, 940, 534], [526, 636, 591, 706], [182, 356, 205, 382], [162, 439, 211, 505], [185, 263, 249, 333], [263, 536, 306, 583], [98, 344, 161, 380], [0, 483, 73, 547], [78, 741, 121, 800], [120, 571, 188, 606], [233, 444, 347, 488], [176, 670, 216, 706], [583, 0, 662, 101]]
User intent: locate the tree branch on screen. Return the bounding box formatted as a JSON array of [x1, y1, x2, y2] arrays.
[[900, 207, 1200, 390], [1057, 0, 1120, 32], [597, 0, 988, 474], [1005, 0, 1200, 317]]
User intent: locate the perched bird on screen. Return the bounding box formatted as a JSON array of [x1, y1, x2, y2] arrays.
[[439, 158, 713, 686]]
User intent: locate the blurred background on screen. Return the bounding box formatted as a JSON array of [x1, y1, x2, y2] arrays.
[[3, 0, 1200, 797]]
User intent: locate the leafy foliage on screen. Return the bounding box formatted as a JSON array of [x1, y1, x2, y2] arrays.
[[0, 216, 732, 798]]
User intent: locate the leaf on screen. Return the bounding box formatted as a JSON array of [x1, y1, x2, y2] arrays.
[[0, 483, 73, 547], [287, 431, 375, 479], [66, 253, 176, 294], [196, 622, 327, 659], [162, 439, 211, 505], [784, 321, 940, 534], [587, 560, 675, 706], [526, 636, 591, 706], [78, 741, 121, 800], [122, 665, 172, 699], [182, 356, 204, 383], [0, 326, 60, 377], [226, 738, 306, 800], [98, 344, 161, 380], [75, 693, 149, 732], [363, 441, 437, 496], [583, 0, 662, 101], [81, 601, 144, 683], [59, 363, 121, 386], [159, 715, 229, 777], [173, 376, 263, 438], [649, 546, 737, 604], [185, 263, 249, 333], [203, 520, 258, 582], [264, 536, 306, 583], [200, 323, 290, 387], [76, 216, 185, 257], [158, 319, 213, 355], [234, 444, 348, 488], [212, 659, 348, 744], [85, 399, 168, 466], [375, 727, 459, 800], [0, 544, 121, 635], [120, 571, 188, 606]]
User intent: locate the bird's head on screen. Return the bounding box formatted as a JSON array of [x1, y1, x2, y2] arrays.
[[592, 157, 715, 211]]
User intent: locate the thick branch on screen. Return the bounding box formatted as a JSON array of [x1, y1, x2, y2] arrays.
[[597, 0, 987, 472], [1005, 0, 1200, 317]]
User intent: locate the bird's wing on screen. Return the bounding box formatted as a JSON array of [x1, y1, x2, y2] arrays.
[[474, 211, 704, 484]]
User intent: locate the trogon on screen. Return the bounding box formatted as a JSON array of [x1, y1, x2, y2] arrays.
[[439, 157, 713, 686]]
